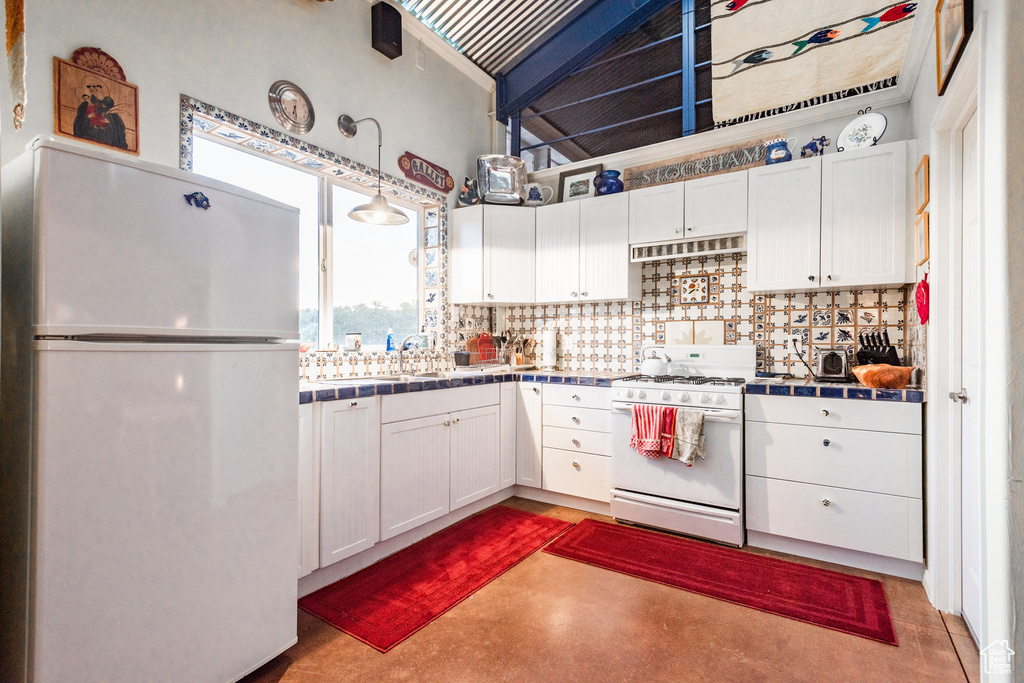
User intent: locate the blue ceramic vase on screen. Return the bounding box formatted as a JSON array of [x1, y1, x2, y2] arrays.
[[594, 170, 624, 195]]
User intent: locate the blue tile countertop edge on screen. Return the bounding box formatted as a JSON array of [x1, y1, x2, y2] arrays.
[[300, 371, 625, 404], [745, 378, 926, 403]]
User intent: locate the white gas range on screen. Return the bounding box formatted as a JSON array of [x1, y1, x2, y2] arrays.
[[609, 344, 756, 546]]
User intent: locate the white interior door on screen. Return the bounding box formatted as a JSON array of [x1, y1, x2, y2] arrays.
[[960, 110, 982, 638]]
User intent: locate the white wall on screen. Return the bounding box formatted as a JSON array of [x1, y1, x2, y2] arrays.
[[0, 0, 493, 208]]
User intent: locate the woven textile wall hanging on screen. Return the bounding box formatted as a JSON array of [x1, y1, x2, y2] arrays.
[[711, 1, 917, 123]]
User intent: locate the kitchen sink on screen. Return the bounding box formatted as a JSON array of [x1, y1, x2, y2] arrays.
[[322, 375, 407, 383]]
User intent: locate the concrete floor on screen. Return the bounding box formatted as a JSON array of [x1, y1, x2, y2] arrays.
[[243, 498, 979, 682]]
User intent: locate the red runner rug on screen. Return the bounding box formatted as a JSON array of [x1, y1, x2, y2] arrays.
[[299, 505, 572, 652], [544, 519, 898, 645]]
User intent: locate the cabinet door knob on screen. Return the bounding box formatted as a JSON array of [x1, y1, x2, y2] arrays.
[[533, 387, 540, 394], [822, 439, 831, 447], [821, 409, 830, 417], [827, 275, 832, 281], [572, 438, 581, 447], [487, 293, 494, 299], [350, 401, 358, 407], [453, 417, 460, 424], [581, 291, 588, 297], [571, 416, 580, 423], [571, 292, 578, 297], [571, 394, 580, 400], [572, 461, 580, 469], [443, 420, 451, 427], [808, 275, 816, 281], [674, 227, 682, 234], [822, 498, 832, 507], [686, 227, 693, 232]]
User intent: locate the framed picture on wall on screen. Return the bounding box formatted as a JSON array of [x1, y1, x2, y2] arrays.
[[53, 57, 139, 155], [915, 155, 930, 214], [916, 211, 930, 266], [557, 164, 602, 202], [935, 0, 973, 96]]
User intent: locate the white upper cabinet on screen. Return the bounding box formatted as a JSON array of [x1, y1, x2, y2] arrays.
[[536, 202, 581, 302], [747, 157, 823, 292], [820, 141, 908, 287], [451, 205, 535, 305], [683, 171, 748, 238], [628, 183, 684, 244], [536, 194, 638, 303], [580, 193, 638, 301]]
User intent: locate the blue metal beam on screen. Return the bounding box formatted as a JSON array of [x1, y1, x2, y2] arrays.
[[681, 0, 696, 136], [495, 0, 679, 125]]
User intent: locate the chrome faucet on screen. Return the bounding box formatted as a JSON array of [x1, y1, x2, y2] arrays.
[[398, 334, 423, 375]]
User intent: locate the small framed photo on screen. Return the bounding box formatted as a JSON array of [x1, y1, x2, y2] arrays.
[[916, 211, 930, 266], [557, 164, 602, 203], [53, 57, 139, 155], [915, 154, 930, 214], [935, 0, 973, 96]]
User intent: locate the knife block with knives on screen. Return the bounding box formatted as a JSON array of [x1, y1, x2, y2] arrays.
[[855, 330, 903, 366]]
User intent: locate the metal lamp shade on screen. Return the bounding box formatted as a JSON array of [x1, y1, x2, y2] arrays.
[[347, 193, 409, 225]]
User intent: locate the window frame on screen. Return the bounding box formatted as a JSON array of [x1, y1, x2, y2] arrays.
[[191, 132, 425, 350]]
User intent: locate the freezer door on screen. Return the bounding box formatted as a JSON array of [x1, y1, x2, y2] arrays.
[[31, 341, 298, 683], [33, 144, 299, 338]]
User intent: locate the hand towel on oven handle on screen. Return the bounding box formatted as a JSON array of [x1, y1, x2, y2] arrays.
[[671, 408, 706, 466], [630, 404, 677, 458]]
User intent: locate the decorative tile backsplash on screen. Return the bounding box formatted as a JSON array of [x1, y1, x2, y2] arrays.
[[501, 253, 916, 380]]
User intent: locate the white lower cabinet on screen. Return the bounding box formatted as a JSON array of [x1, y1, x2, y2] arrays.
[[541, 384, 612, 502], [500, 382, 518, 489], [745, 395, 923, 563], [516, 383, 543, 487], [319, 397, 381, 567], [542, 449, 610, 501], [297, 403, 319, 579], [380, 413, 451, 541], [380, 387, 502, 542]]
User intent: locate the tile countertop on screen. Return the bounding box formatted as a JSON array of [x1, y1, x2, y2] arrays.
[[299, 371, 629, 404], [745, 377, 925, 403]]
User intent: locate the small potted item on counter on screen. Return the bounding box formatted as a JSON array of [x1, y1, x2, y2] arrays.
[[344, 332, 361, 352]]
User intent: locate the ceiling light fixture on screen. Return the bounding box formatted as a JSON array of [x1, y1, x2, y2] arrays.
[[337, 114, 409, 225]]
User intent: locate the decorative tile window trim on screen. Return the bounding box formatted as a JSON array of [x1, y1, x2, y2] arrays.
[[178, 94, 482, 377]]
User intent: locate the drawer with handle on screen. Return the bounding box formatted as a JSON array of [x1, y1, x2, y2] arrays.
[[746, 475, 923, 562], [542, 448, 611, 502], [745, 421, 922, 498], [543, 405, 610, 433], [543, 384, 610, 410], [745, 394, 921, 434], [542, 426, 611, 456]]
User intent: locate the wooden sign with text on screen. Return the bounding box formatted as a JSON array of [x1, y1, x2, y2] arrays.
[[398, 151, 455, 193], [624, 137, 778, 191]]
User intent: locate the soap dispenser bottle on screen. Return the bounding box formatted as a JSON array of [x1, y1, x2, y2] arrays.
[[386, 328, 395, 352]]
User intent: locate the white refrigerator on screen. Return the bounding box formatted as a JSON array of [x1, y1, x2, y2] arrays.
[[1, 138, 300, 683]]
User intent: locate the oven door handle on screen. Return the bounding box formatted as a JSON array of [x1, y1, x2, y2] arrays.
[[611, 403, 741, 422]]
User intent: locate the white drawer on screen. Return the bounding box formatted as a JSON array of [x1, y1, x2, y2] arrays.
[[746, 422, 922, 498], [543, 405, 610, 433], [745, 394, 922, 434], [542, 448, 611, 502], [543, 384, 610, 410], [381, 384, 499, 423], [542, 426, 611, 456], [746, 475, 923, 562]]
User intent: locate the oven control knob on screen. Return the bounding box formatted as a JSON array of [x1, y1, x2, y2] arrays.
[[700, 394, 711, 404], [638, 390, 647, 399], [625, 389, 634, 399], [678, 393, 691, 403], [662, 391, 672, 401], [715, 394, 726, 405]]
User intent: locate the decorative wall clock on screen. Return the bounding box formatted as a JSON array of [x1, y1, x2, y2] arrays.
[[268, 80, 314, 134]]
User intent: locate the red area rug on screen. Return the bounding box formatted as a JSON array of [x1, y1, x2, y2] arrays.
[[299, 505, 572, 652], [544, 519, 898, 646]]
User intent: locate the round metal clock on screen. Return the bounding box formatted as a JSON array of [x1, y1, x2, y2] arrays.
[[268, 80, 314, 134]]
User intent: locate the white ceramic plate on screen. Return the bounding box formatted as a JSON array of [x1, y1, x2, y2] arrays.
[[837, 112, 887, 151]]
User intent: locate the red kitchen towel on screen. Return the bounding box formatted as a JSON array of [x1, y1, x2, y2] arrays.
[[630, 404, 677, 458]]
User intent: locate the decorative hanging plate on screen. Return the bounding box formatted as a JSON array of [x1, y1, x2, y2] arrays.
[[915, 274, 930, 324], [71, 47, 126, 81], [837, 109, 887, 152]]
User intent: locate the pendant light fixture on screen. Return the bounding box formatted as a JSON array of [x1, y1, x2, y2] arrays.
[[337, 114, 409, 225]]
